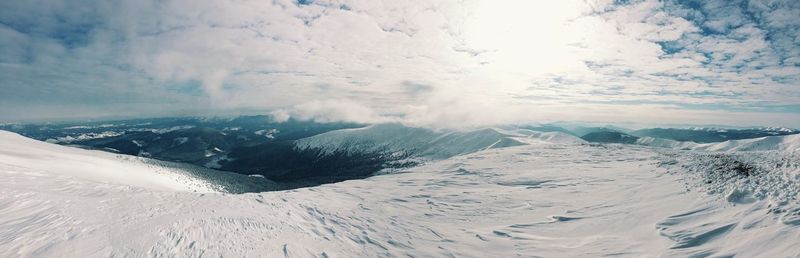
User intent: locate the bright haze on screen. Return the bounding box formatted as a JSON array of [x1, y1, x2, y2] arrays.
[[1, 0, 799, 128]]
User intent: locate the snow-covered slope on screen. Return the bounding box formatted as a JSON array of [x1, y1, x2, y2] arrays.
[[495, 128, 587, 145], [295, 123, 583, 159], [0, 130, 217, 192], [636, 134, 800, 152], [2, 131, 798, 257], [633, 134, 800, 152], [695, 134, 800, 152], [0, 130, 277, 193]]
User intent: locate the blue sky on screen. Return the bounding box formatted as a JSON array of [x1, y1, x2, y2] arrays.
[[0, 0, 798, 128]]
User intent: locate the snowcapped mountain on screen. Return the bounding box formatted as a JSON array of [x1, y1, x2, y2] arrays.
[[632, 133, 800, 152], [631, 127, 800, 143], [564, 129, 800, 153], [495, 128, 588, 144], [295, 123, 584, 159], [694, 134, 800, 152], [2, 130, 799, 257]]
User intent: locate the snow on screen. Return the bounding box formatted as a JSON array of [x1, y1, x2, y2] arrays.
[[204, 154, 230, 169], [0, 131, 212, 192], [254, 128, 279, 139], [63, 124, 116, 130], [634, 134, 800, 152], [173, 136, 189, 145], [0, 131, 275, 193], [1, 130, 799, 257], [204, 147, 224, 157], [636, 136, 698, 149], [694, 134, 800, 152], [127, 125, 195, 134], [131, 140, 144, 147], [495, 128, 587, 145], [655, 150, 800, 256], [52, 131, 124, 143], [295, 123, 582, 160]]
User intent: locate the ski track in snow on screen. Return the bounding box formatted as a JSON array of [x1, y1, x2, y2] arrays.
[[1, 131, 799, 257]]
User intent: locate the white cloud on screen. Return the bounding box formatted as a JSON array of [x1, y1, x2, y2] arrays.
[[275, 99, 392, 124], [0, 0, 798, 127]]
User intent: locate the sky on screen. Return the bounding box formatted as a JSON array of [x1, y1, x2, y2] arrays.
[[0, 0, 799, 128]]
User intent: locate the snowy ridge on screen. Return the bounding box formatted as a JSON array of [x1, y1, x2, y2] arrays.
[[294, 123, 525, 159], [495, 128, 587, 145], [634, 134, 800, 152], [695, 134, 800, 152], [685, 126, 798, 133], [294, 123, 584, 160]]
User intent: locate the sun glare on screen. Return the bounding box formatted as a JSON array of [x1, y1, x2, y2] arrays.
[[463, 1, 591, 76]]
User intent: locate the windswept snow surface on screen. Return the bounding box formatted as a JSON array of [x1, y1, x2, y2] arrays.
[[1, 131, 799, 257]]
